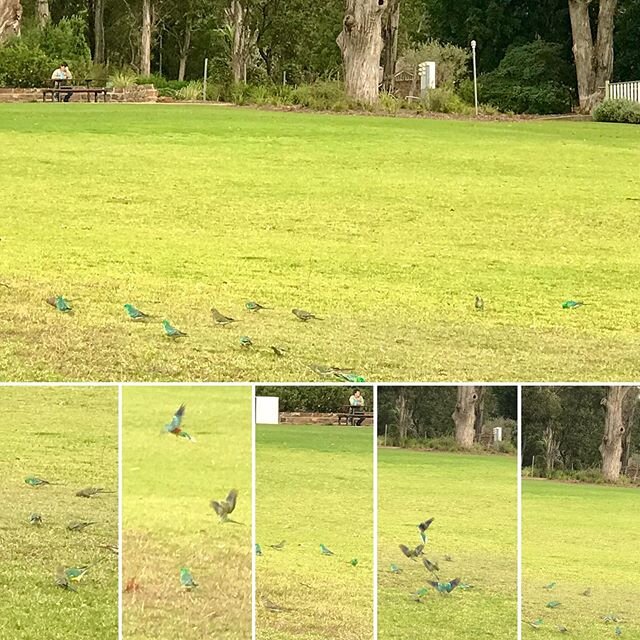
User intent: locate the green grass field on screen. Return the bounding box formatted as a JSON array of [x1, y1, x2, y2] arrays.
[[378, 449, 517, 640], [122, 386, 252, 640], [256, 423, 373, 639], [523, 479, 640, 638], [1, 104, 640, 381], [0, 386, 118, 640]]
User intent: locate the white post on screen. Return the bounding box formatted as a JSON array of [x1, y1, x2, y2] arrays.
[[203, 58, 208, 101], [471, 40, 479, 116], [605, 80, 610, 100], [283, 70, 287, 86]]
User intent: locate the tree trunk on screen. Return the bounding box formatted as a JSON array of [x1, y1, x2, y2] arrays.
[[140, 0, 152, 76], [452, 386, 479, 449], [568, 0, 618, 112], [0, 0, 22, 42], [36, 0, 49, 27], [395, 389, 412, 446], [225, 0, 252, 84], [600, 386, 632, 482], [94, 0, 105, 64], [473, 386, 485, 443], [337, 0, 388, 104], [380, 0, 400, 92], [178, 17, 192, 81]]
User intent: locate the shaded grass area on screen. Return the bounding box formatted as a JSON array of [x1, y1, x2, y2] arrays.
[[523, 479, 640, 638], [1, 105, 640, 381], [256, 424, 373, 639], [122, 386, 252, 640], [378, 449, 517, 640], [0, 387, 118, 640]]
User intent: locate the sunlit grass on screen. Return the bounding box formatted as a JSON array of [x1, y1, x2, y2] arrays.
[[378, 449, 517, 639], [0, 386, 118, 640], [1, 104, 640, 380]]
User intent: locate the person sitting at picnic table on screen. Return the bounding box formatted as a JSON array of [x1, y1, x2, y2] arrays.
[[51, 63, 73, 102], [349, 389, 366, 426]]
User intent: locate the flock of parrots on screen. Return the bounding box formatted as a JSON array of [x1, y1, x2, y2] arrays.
[[45, 296, 366, 382], [23, 475, 117, 592]]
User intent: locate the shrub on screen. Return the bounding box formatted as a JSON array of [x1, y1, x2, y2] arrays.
[[0, 16, 91, 88], [108, 69, 137, 89], [397, 39, 470, 89], [292, 81, 347, 110], [478, 40, 575, 114], [379, 91, 401, 115], [136, 73, 169, 89], [418, 87, 473, 114], [593, 99, 640, 124], [174, 80, 203, 101]]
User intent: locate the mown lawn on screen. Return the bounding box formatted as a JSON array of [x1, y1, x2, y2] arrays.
[[0, 386, 118, 640], [523, 479, 640, 638], [378, 449, 517, 640], [122, 385, 252, 640], [256, 423, 373, 640], [1, 104, 640, 381]]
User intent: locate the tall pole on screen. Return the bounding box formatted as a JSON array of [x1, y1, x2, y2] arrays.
[[471, 40, 479, 116], [203, 58, 208, 101]]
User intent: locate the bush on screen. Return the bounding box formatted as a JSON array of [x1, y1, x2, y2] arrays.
[[174, 80, 203, 101], [477, 40, 575, 114], [397, 39, 470, 89], [418, 87, 473, 114], [0, 16, 91, 88], [593, 99, 640, 124], [292, 80, 348, 110], [108, 69, 137, 89]]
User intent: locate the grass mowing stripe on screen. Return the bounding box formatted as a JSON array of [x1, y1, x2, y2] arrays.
[[256, 423, 374, 639], [122, 386, 252, 640], [378, 449, 517, 640]]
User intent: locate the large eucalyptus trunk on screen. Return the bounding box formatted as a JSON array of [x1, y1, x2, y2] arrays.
[[337, 0, 388, 104], [473, 386, 486, 443], [36, 0, 49, 27], [568, 0, 618, 113], [381, 0, 400, 92], [140, 0, 152, 76], [225, 0, 253, 84], [452, 386, 480, 449], [600, 386, 632, 482], [177, 17, 192, 81], [94, 0, 105, 64], [0, 0, 22, 42]]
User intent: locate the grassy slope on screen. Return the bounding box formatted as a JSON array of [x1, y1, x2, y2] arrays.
[[1, 105, 640, 381], [0, 387, 118, 640], [523, 479, 640, 638], [378, 449, 517, 640], [256, 424, 373, 640], [122, 386, 252, 640]]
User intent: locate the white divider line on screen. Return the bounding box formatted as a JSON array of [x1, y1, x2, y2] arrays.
[[252, 384, 257, 640], [517, 385, 523, 640], [373, 384, 378, 640], [118, 384, 123, 640]]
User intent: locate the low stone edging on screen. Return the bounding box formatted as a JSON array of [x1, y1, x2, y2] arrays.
[[0, 84, 158, 103]]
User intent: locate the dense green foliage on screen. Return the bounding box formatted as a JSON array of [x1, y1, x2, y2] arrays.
[[522, 386, 640, 475], [593, 98, 640, 124], [472, 41, 575, 114], [256, 386, 373, 412], [377, 386, 517, 446]]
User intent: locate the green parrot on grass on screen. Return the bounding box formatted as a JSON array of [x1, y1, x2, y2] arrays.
[[163, 404, 196, 442], [390, 564, 402, 574], [124, 304, 151, 320], [562, 300, 585, 309], [333, 372, 366, 383], [546, 601, 562, 609], [271, 345, 288, 357], [413, 587, 429, 602], [246, 301, 270, 312], [162, 319, 187, 338], [76, 487, 114, 498], [350, 558, 358, 567], [29, 512, 42, 525], [427, 578, 461, 594], [255, 544, 263, 556], [211, 307, 237, 326], [616, 627, 623, 636], [55, 566, 76, 591], [528, 619, 544, 630], [475, 295, 484, 311], [65, 566, 89, 582], [239, 336, 253, 348], [25, 476, 53, 487], [544, 582, 557, 590], [54, 296, 72, 313], [320, 544, 334, 556], [210, 489, 238, 522], [269, 540, 286, 550], [180, 567, 198, 590]]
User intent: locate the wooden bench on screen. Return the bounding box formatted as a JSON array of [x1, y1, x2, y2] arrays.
[[42, 86, 107, 103], [336, 405, 373, 425]]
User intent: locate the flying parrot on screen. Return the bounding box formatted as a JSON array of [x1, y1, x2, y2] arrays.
[[163, 404, 196, 442], [210, 489, 238, 522], [399, 544, 424, 560], [418, 517, 434, 543], [427, 578, 461, 594], [423, 557, 440, 576]]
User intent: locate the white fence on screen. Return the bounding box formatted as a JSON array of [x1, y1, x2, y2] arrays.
[[606, 80, 640, 103]]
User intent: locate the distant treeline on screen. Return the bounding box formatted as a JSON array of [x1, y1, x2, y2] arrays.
[[256, 386, 372, 413]]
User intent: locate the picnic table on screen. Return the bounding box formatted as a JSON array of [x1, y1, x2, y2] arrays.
[[42, 79, 107, 103], [336, 405, 373, 426]]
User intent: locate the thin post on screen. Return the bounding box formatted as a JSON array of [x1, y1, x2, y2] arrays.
[[203, 58, 208, 102], [283, 70, 287, 86], [605, 80, 610, 100], [384, 424, 388, 447], [471, 40, 479, 116]]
